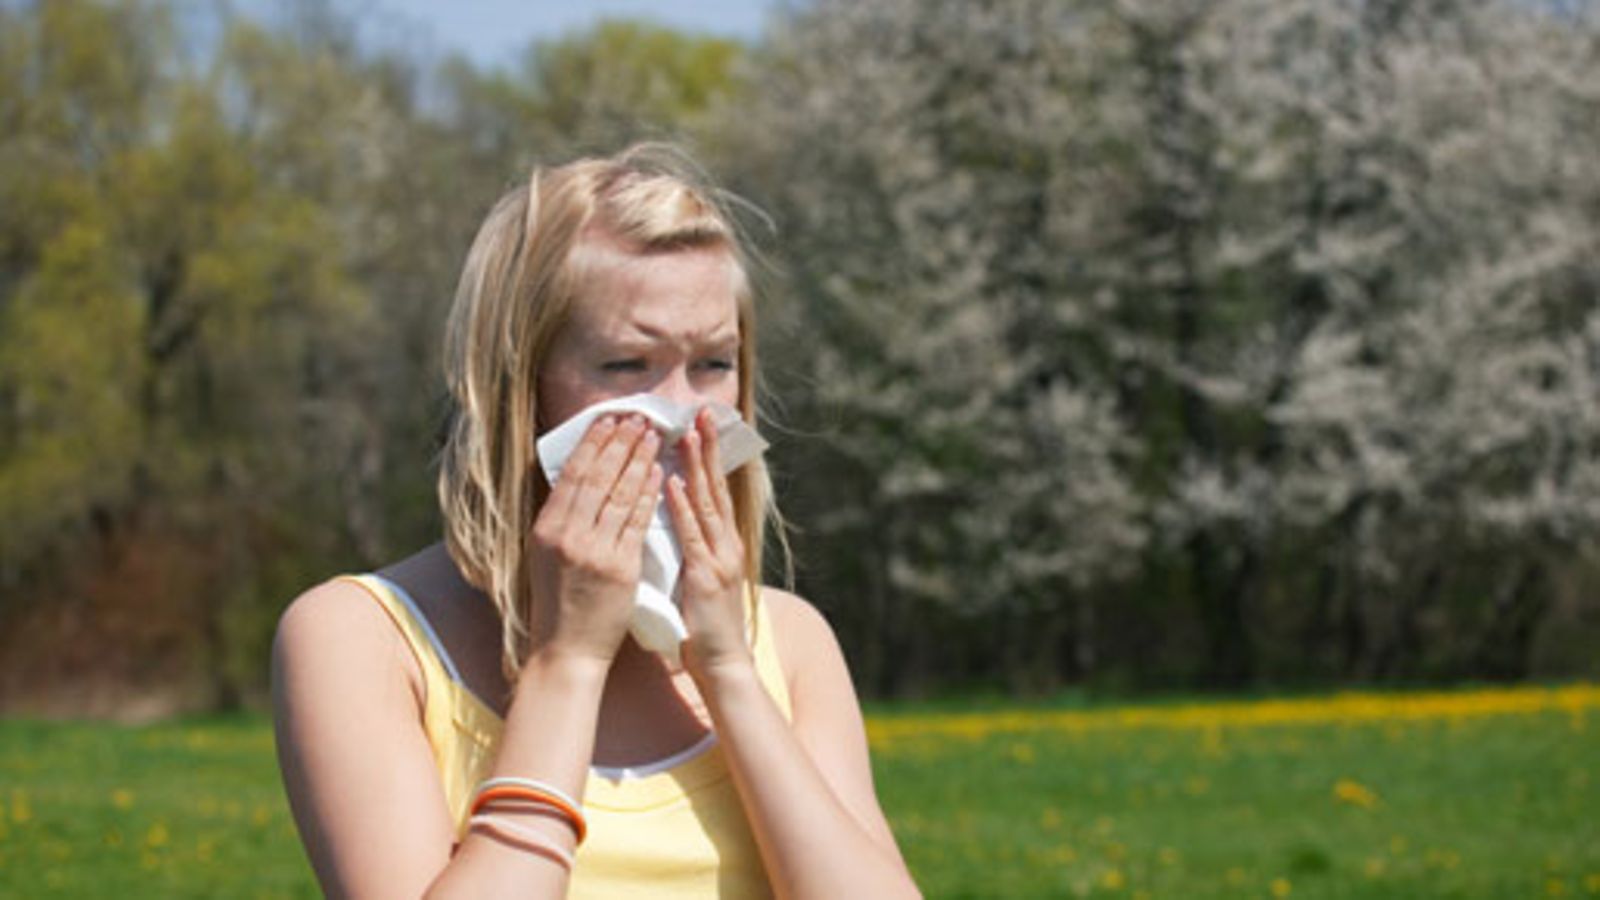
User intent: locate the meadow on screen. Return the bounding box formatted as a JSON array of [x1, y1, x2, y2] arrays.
[[0, 683, 1594, 898]]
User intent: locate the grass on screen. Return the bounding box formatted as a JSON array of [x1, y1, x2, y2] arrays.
[[0, 684, 1595, 898]]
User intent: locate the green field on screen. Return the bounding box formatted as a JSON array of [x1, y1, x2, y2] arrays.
[[1, 685, 1595, 898]]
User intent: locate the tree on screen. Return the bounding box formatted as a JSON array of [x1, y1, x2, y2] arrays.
[[717, 0, 1600, 690], [719, 0, 1145, 693], [0, 0, 371, 710]]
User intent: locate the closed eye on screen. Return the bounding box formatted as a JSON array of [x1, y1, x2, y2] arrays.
[[601, 359, 649, 373]]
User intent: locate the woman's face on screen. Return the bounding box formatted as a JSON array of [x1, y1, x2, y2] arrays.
[[538, 243, 743, 431]]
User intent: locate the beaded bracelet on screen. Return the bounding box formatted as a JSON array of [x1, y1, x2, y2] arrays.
[[469, 813, 576, 871], [471, 781, 588, 845]]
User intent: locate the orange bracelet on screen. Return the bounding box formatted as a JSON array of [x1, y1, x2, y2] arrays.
[[471, 785, 588, 844]]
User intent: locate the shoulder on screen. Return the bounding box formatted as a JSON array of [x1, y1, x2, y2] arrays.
[[274, 577, 389, 659], [759, 585, 852, 706], [762, 585, 840, 658], [272, 576, 424, 715], [762, 585, 833, 642]]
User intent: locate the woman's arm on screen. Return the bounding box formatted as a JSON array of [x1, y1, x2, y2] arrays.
[[668, 412, 921, 899], [694, 615, 920, 899], [273, 415, 661, 899]]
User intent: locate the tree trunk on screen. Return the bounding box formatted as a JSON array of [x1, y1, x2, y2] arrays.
[[1471, 557, 1550, 681], [1192, 531, 1256, 687]]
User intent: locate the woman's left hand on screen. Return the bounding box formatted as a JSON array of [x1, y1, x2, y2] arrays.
[[667, 407, 754, 680]]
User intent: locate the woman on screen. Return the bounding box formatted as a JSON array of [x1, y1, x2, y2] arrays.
[[271, 145, 920, 899]]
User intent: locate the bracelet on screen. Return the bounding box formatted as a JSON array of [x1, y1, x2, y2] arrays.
[[469, 813, 576, 871], [471, 783, 588, 844], [475, 777, 582, 816]]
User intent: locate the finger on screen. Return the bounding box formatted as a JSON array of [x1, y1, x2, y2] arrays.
[[617, 463, 664, 547], [540, 415, 618, 528], [569, 415, 648, 529], [681, 429, 725, 538], [698, 408, 737, 522], [596, 426, 660, 540], [666, 473, 712, 561]]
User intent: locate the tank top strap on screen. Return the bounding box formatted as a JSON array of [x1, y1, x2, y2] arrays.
[[336, 573, 460, 717], [747, 584, 792, 721]]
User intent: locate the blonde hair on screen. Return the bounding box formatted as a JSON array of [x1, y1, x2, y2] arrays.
[[436, 144, 785, 685]]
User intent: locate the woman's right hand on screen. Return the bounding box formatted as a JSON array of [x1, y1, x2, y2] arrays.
[[525, 414, 663, 670]]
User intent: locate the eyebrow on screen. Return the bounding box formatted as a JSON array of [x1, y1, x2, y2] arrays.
[[619, 322, 740, 345]]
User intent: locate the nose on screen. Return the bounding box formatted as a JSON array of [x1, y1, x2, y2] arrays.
[[652, 364, 700, 408]]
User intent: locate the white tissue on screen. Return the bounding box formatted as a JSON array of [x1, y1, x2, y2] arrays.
[[536, 393, 767, 667]]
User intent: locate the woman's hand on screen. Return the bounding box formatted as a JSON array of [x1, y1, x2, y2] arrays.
[[527, 414, 663, 669], [668, 408, 755, 680]]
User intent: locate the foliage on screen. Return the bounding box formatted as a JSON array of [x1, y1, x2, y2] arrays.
[[713, 0, 1600, 691]]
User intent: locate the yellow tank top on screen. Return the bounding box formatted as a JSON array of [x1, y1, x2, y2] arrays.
[[338, 573, 791, 898]]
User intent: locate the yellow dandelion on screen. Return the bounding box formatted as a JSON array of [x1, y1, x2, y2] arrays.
[[1583, 872, 1600, 893], [865, 683, 1600, 742], [144, 822, 169, 849], [1548, 878, 1569, 897], [1100, 868, 1126, 891], [1271, 877, 1293, 897], [251, 805, 273, 827], [1364, 857, 1387, 878], [111, 789, 135, 811], [1333, 779, 1378, 808], [9, 791, 30, 825], [1425, 848, 1461, 869]]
